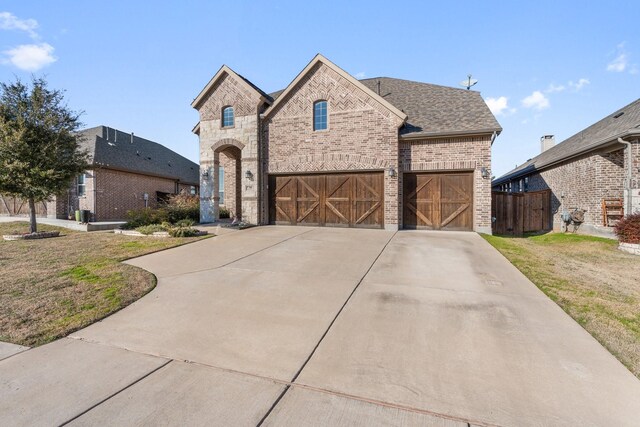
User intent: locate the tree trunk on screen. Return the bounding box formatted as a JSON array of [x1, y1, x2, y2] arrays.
[[28, 198, 37, 234]]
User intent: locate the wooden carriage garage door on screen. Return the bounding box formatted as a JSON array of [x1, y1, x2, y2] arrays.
[[403, 172, 473, 231], [269, 172, 384, 228]]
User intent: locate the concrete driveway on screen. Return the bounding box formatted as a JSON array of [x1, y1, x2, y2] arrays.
[[1, 226, 639, 426]]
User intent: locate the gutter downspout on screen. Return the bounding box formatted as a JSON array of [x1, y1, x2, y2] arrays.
[[490, 131, 497, 145], [618, 137, 633, 217]]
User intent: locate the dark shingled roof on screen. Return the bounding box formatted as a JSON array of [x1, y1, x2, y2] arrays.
[[269, 77, 501, 138], [78, 126, 199, 185], [493, 97, 640, 185]]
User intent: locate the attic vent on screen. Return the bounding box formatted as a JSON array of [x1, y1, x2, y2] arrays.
[[613, 112, 624, 118], [136, 150, 140, 156]]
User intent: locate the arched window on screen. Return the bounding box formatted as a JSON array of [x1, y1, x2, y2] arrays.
[[313, 100, 327, 131], [222, 106, 234, 128]]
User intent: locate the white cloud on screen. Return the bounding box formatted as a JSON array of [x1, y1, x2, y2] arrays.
[[521, 91, 549, 110], [0, 11, 38, 39], [544, 83, 565, 94], [607, 53, 628, 72], [2, 43, 56, 71], [354, 71, 366, 79], [569, 78, 590, 91], [485, 96, 513, 116]]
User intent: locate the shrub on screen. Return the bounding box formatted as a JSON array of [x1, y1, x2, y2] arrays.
[[175, 219, 195, 227], [164, 192, 200, 223], [219, 207, 231, 219], [168, 227, 199, 238], [123, 208, 169, 229], [135, 224, 168, 235], [614, 213, 640, 244]]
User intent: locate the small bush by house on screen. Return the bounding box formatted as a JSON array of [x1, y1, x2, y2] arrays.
[[219, 207, 231, 219], [614, 213, 640, 244], [122, 191, 200, 229]]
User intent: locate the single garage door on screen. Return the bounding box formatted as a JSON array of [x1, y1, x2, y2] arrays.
[[403, 172, 473, 231], [269, 172, 384, 228]]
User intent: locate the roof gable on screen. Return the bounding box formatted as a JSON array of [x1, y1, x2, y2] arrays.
[[191, 65, 269, 110], [263, 54, 407, 124]]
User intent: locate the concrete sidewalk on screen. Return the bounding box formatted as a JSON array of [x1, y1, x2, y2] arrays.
[[1, 227, 639, 426]]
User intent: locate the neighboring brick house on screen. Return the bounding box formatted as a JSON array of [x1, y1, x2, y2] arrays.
[[492, 98, 640, 236], [193, 54, 501, 232], [0, 126, 200, 221]]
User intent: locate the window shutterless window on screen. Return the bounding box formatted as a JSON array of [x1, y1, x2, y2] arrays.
[[77, 173, 86, 196], [222, 106, 234, 127], [313, 100, 327, 131]]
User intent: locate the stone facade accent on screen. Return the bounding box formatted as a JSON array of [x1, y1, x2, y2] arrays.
[[197, 71, 264, 224], [399, 135, 493, 233]]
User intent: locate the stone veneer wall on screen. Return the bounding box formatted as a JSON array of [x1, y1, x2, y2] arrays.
[[399, 135, 493, 233], [263, 62, 403, 229], [197, 72, 262, 223]]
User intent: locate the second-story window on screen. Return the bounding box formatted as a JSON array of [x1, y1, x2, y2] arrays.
[[313, 100, 327, 131], [222, 106, 234, 128]]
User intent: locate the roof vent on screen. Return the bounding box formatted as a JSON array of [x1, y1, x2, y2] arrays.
[[107, 142, 116, 147], [613, 112, 624, 119], [540, 135, 555, 153], [130, 132, 135, 143]]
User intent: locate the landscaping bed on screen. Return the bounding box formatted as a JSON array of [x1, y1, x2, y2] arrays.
[[483, 232, 640, 378], [0, 221, 210, 347], [3, 230, 60, 241]]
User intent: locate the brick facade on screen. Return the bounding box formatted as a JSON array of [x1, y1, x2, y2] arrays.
[[399, 135, 493, 232], [194, 58, 496, 232], [507, 149, 626, 231], [263, 62, 403, 229]]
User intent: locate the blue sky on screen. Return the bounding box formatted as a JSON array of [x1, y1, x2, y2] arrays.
[[1, 1, 639, 177]]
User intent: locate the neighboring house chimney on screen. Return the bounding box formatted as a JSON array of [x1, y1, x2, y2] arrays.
[[541, 135, 555, 153]]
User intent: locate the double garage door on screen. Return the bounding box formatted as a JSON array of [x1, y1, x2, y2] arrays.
[[269, 171, 473, 231], [269, 172, 384, 228]]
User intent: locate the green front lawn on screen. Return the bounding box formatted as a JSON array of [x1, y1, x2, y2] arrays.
[[0, 222, 210, 347], [483, 232, 640, 378]]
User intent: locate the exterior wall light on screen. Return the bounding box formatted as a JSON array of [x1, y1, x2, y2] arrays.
[[202, 170, 209, 179], [481, 167, 490, 179], [387, 166, 396, 177], [245, 170, 253, 180]]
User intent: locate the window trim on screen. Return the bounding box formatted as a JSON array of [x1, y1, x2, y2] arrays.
[[313, 100, 328, 131], [221, 106, 235, 128]]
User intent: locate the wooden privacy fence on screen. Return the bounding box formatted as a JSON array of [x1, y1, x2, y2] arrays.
[[491, 190, 552, 235], [0, 195, 48, 217]]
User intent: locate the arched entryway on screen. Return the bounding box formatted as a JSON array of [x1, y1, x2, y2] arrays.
[[212, 139, 244, 221]]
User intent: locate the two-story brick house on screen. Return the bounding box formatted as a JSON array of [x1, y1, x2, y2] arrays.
[[193, 54, 501, 232]]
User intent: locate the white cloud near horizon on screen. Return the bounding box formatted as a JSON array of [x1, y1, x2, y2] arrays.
[[522, 91, 549, 110], [0, 11, 38, 39], [354, 71, 366, 79], [2, 43, 56, 71], [485, 96, 513, 116], [607, 43, 633, 73]]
